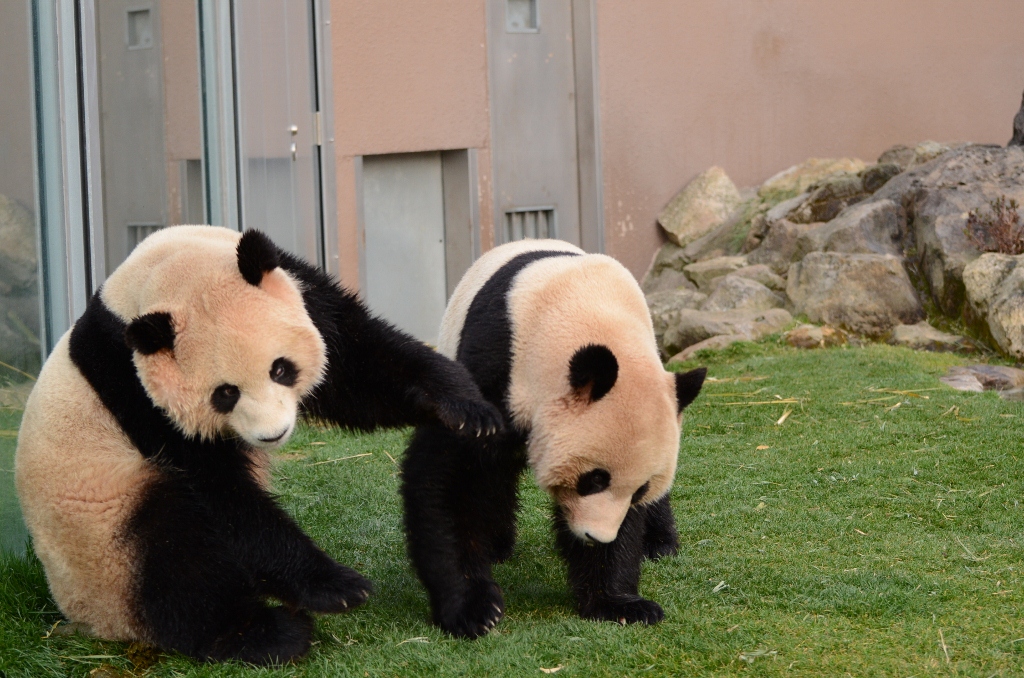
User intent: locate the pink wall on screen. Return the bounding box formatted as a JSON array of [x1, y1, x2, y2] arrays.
[[595, 0, 1024, 277], [330, 0, 492, 289]]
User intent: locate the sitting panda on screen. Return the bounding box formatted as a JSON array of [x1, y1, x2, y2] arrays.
[[401, 239, 706, 638], [15, 226, 500, 664]]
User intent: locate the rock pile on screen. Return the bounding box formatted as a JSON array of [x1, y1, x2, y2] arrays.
[[645, 138, 1024, 361], [0, 194, 41, 376]]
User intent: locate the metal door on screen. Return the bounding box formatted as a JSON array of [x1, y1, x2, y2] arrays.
[[234, 0, 321, 264], [488, 0, 582, 246]]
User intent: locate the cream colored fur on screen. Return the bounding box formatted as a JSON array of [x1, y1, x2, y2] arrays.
[[16, 334, 154, 640], [15, 225, 326, 639], [443, 240, 680, 543]]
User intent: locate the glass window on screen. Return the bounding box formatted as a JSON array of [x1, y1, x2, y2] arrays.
[[0, 0, 41, 554]]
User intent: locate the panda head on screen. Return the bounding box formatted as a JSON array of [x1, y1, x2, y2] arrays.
[[531, 344, 705, 544], [114, 228, 326, 450]]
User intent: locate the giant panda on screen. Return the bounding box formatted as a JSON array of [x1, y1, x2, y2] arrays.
[[15, 226, 500, 664], [401, 239, 706, 638]]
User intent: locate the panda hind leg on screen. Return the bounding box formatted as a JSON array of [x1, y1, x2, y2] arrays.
[[555, 504, 664, 625], [401, 425, 521, 639], [642, 494, 680, 560]]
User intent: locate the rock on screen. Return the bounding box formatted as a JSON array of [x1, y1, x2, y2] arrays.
[[700, 276, 784, 312], [661, 308, 792, 356], [0, 195, 37, 295], [646, 289, 708, 351], [726, 264, 786, 291], [877, 141, 952, 171], [872, 144, 1024, 315], [1012, 89, 1024, 147], [658, 167, 742, 247], [794, 199, 904, 258], [786, 252, 923, 336], [642, 266, 697, 295], [783, 324, 847, 349], [680, 193, 760, 263], [746, 220, 817, 275], [683, 255, 747, 290], [889, 321, 968, 352], [962, 252, 1024, 357], [0, 292, 41, 373], [758, 158, 867, 202], [789, 172, 869, 224], [940, 364, 1024, 392], [667, 334, 747, 364], [860, 163, 903, 193]]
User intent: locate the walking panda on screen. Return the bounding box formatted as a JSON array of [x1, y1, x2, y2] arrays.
[[15, 226, 500, 664], [401, 239, 706, 638]]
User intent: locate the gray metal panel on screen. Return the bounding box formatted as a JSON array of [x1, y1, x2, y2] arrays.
[[488, 0, 581, 246], [571, 0, 603, 253], [234, 0, 320, 264], [441, 149, 476, 297], [96, 0, 169, 275], [361, 152, 447, 345]]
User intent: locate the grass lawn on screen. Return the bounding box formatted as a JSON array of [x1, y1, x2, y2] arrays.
[[3, 341, 1024, 676]]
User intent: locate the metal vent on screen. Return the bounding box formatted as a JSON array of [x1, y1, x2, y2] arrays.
[[504, 207, 555, 241], [506, 0, 538, 32], [127, 223, 164, 253]]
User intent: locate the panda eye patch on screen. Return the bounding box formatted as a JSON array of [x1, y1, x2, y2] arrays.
[[631, 481, 650, 505], [270, 358, 298, 387], [211, 384, 240, 413], [576, 468, 611, 496]]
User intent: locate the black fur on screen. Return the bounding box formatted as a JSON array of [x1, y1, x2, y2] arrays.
[[568, 344, 618, 402], [70, 295, 370, 664], [675, 367, 707, 413], [402, 250, 697, 638], [236, 229, 280, 286], [124, 312, 175, 355], [63, 230, 502, 663]]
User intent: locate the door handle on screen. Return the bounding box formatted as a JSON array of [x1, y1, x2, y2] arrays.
[[289, 125, 298, 160]]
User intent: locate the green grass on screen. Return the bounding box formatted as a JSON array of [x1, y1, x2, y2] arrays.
[[4, 342, 1024, 676]]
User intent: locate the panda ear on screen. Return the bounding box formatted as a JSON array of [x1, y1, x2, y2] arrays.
[[236, 229, 280, 286], [569, 344, 618, 403], [675, 367, 707, 413], [125, 312, 175, 355]]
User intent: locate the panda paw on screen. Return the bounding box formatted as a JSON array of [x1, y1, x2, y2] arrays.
[[296, 563, 372, 614], [581, 595, 664, 626], [429, 393, 505, 438], [436, 579, 505, 639], [643, 535, 679, 560]]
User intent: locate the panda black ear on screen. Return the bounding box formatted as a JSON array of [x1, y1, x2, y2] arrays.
[[569, 344, 618, 403], [237, 229, 280, 286], [125, 312, 175, 355], [675, 367, 707, 413]]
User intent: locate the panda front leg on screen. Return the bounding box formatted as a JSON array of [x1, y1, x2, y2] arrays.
[[554, 504, 665, 625], [401, 425, 523, 638], [642, 494, 680, 560]]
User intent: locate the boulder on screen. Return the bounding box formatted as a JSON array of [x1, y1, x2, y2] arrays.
[[962, 252, 1024, 357], [680, 192, 759, 263], [872, 144, 1024, 316], [661, 308, 792, 357], [700, 276, 784, 312], [725, 264, 786, 291], [658, 167, 742, 247], [642, 266, 697, 295], [889, 321, 969, 352], [0, 195, 37, 295], [1012, 89, 1024, 147], [877, 141, 952, 171], [667, 334, 747, 364], [0, 291, 41, 373], [683, 255, 747, 290], [647, 289, 708, 351], [783, 324, 847, 349], [786, 252, 923, 336], [793, 199, 904, 258], [746, 219, 817, 275], [940, 364, 1024, 392], [757, 158, 867, 202], [788, 172, 870, 224]]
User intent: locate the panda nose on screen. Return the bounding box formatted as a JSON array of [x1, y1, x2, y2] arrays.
[[259, 429, 288, 443]]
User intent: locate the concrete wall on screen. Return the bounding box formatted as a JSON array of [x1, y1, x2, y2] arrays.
[[594, 0, 1024, 277], [329, 0, 492, 289]]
